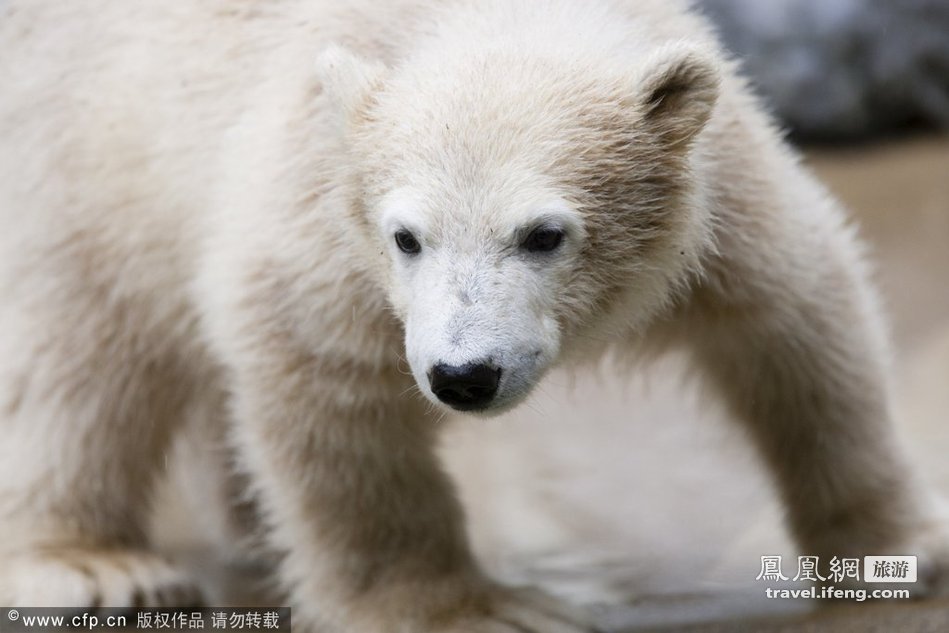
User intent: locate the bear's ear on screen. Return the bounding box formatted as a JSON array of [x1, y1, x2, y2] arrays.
[[637, 45, 720, 147], [316, 45, 387, 124]]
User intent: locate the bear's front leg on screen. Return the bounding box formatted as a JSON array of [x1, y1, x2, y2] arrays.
[[217, 299, 593, 632], [682, 192, 949, 595]]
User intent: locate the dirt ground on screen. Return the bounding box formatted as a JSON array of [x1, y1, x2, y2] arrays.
[[156, 133, 949, 631]]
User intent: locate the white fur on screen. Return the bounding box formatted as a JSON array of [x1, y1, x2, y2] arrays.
[[1, 0, 947, 631], [381, 188, 583, 412]]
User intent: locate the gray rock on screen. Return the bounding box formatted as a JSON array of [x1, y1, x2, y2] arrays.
[[697, 0, 949, 139]]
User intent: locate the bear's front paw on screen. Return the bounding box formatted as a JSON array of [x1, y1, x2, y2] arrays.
[[0, 547, 202, 608], [906, 517, 949, 598], [838, 509, 949, 599]]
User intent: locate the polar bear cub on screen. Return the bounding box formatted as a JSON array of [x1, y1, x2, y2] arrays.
[[1, 0, 947, 631]]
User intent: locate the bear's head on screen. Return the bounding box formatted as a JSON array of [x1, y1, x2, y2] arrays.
[[318, 41, 719, 415]]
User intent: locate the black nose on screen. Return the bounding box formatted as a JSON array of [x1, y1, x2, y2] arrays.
[[428, 362, 501, 410]]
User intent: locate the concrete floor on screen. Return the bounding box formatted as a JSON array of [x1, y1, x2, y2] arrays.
[[155, 133, 949, 631]]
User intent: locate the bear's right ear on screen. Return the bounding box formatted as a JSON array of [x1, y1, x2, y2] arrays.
[[316, 45, 387, 124], [636, 44, 721, 147]]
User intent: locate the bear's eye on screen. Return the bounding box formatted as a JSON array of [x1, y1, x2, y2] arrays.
[[521, 226, 564, 253], [394, 229, 421, 255]]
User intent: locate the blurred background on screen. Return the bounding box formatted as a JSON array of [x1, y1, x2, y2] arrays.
[[701, 0, 949, 142], [154, 1, 949, 631]]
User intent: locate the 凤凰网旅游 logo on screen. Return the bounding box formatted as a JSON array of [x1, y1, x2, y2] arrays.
[[755, 555, 916, 583], [864, 556, 917, 583]]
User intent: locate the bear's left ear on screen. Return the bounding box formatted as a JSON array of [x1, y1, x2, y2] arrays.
[[316, 45, 387, 125], [637, 44, 721, 147]]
